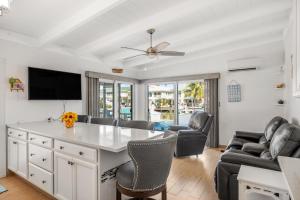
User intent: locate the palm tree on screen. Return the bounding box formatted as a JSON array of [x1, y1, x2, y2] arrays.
[[183, 82, 204, 111]]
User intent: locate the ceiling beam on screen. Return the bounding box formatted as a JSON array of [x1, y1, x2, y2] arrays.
[[103, 2, 290, 62], [80, 0, 290, 55], [78, 0, 222, 53], [0, 28, 108, 66], [39, 0, 128, 45], [135, 35, 283, 72], [122, 21, 285, 68]]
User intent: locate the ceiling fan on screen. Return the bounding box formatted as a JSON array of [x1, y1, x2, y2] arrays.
[[121, 28, 185, 61]]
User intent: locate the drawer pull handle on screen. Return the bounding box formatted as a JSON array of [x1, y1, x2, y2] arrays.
[[42, 141, 47, 144], [13, 141, 17, 144], [42, 180, 46, 184], [18, 134, 22, 137], [42, 158, 47, 162], [79, 151, 84, 156], [30, 153, 35, 157], [30, 174, 34, 177], [8, 131, 12, 134], [30, 138, 35, 140], [60, 146, 64, 150]]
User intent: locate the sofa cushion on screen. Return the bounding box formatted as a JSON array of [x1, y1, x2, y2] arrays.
[[260, 150, 272, 160], [188, 111, 208, 130], [226, 137, 253, 150], [242, 143, 267, 155], [292, 147, 300, 158], [270, 123, 300, 159], [264, 116, 288, 142]]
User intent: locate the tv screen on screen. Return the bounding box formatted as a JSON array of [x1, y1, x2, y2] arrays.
[[28, 67, 82, 100]]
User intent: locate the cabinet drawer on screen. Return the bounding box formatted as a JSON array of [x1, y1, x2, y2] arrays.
[[29, 163, 53, 195], [29, 144, 53, 172], [7, 128, 27, 140], [28, 133, 53, 148], [54, 140, 97, 162]]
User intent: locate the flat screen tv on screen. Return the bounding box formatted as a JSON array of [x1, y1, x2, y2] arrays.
[[28, 67, 82, 100]]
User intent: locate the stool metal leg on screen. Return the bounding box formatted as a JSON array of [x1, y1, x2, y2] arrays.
[[116, 188, 121, 200], [162, 187, 167, 200]]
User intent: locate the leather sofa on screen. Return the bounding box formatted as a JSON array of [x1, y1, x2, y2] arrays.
[[215, 117, 300, 200], [169, 111, 214, 157]]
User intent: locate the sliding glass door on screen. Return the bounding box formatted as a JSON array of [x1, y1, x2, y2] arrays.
[[119, 83, 133, 120], [178, 81, 205, 125], [147, 80, 204, 129], [148, 83, 176, 128], [99, 82, 114, 118]]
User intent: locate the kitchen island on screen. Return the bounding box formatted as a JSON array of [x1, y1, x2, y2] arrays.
[[7, 121, 164, 200]]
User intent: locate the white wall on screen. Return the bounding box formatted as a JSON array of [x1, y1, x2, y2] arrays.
[[136, 42, 285, 145], [0, 59, 6, 177], [219, 68, 284, 144], [0, 39, 137, 124], [283, 4, 300, 125]]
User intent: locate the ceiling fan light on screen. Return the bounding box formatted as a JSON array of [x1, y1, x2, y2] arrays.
[[0, 0, 12, 16], [0, 0, 9, 8]]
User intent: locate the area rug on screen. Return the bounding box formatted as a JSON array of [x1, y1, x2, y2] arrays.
[[0, 184, 7, 194]]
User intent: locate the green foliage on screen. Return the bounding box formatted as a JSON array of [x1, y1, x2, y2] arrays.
[[183, 82, 204, 101]]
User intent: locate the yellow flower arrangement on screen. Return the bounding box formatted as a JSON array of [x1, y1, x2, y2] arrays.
[[60, 112, 78, 128]]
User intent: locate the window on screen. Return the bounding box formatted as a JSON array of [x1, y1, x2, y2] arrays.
[[119, 83, 133, 120], [178, 81, 205, 125], [99, 82, 114, 118], [147, 80, 205, 130], [148, 83, 176, 129]]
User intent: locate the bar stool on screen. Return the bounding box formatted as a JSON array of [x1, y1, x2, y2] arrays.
[[116, 132, 177, 200]]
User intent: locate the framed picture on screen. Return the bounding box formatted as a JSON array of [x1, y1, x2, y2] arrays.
[[294, 0, 300, 97]]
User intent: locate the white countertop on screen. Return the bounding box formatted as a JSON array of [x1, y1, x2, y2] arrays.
[[237, 165, 288, 191], [7, 121, 165, 152], [278, 156, 300, 200]]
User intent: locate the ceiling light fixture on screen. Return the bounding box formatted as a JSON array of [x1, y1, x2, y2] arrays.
[[0, 0, 12, 16]]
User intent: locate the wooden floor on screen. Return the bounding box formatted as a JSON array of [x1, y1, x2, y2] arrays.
[[0, 148, 221, 200]]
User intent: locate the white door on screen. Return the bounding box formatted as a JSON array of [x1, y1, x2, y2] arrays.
[[74, 158, 97, 200], [17, 140, 27, 178], [7, 137, 18, 172], [54, 152, 74, 200]]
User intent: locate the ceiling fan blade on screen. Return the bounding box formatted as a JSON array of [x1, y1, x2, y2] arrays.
[[153, 42, 170, 52], [123, 54, 147, 60], [121, 47, 146, 53], [159, 51, 185, 56]]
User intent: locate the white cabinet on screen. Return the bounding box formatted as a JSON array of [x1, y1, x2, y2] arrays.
[[74, 158, 97, 200], [54, 153, 74, 200], [7, 137, 18, 172], [54, 152, 97, 200], [7, 137, 28, 178]]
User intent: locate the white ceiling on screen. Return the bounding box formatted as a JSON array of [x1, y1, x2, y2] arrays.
[[0, 0, 292, 73]]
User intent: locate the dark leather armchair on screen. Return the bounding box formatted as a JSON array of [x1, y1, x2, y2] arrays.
[[90, 117, 117, 126], [215, 123, 300, 200], [169, 111, 214, 157], [117, 120, 154, 130], [116, 131, 177, 200]]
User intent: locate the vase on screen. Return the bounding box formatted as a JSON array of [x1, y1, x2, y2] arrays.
[[64, 121, 75, 128]]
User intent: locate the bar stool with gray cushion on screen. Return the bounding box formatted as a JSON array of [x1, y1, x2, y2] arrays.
[[117, 120, 154, 130], [90, 117, 117, 126], [77, 115, 89, 123], [116, 132, 178, 200]]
